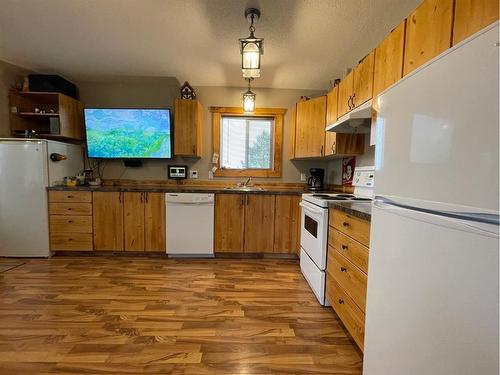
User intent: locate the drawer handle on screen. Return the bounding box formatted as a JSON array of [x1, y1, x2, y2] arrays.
[[68, 220, 73, 223], [67, 208, 72, 211], [68, 238, 73, 241], [340, 267, 347, 272], [338, 299, 345, 304], [67, 195, 73, 198], [342, 222, 349, 227], [341, 245, 348, 250]]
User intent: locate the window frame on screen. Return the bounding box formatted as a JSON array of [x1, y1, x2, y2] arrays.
[[211, 106, 285, 178]]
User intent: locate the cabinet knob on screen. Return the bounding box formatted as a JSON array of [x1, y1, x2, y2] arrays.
[[338, 299, 345, 304], [342, 221, 349, 227], [340, 267, 347, 272], [320, 145, 324, 156], [341, 244, 348, 250]]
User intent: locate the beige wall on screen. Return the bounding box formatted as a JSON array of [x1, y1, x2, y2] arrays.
[[77, 79, 329, 182], [0, 60, 31, 137]]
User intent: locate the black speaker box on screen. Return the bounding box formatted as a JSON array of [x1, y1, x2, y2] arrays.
[[28, 74, 78, 99]]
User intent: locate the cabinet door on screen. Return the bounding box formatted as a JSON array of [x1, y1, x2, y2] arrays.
[[145, 192, 166, 252], [403, 0, 454, 75], [274, 195, 300, 254], [335, 134, 365, 155], [214, 194, 245, 252], [244, 194, 275, 253], [174, 99, 202, 157], [325, 86, 339, 156], [373, 21, 406, 97], [453, 0, 499, 45], [288, 104, 297, 159], [93, 192, 123, 251], [337, 71, 354, 117], [353, 51, 375, 108], [124, 192, 145, 251], [294, 96, 327, 158]]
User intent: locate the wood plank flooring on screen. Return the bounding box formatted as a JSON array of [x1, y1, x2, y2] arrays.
[[0, 257, 362, 374]]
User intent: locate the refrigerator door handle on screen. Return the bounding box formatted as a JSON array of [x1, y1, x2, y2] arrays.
[[374, 196, 499, 226]]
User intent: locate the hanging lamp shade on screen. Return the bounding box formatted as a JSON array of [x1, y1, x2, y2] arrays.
[[242, 79, 256, 112], [239, 8, 263, 79]]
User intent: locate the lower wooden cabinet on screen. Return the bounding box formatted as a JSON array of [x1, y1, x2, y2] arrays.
[[214, 194, 246, 252], [48, 191, 93, 251], [274, 195, 301, 254], [94, 191, 166, 252], [214, 193, 300, 254], [326, 208, 370, 351], [244, 194, 275, 253], [93, 192, 124, 251]]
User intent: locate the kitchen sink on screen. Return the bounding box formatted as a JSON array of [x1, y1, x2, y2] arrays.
[[223, 186, 264, 191]]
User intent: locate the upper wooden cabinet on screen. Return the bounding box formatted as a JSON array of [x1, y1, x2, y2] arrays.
[[352, 51, 375, 108], [93, 192, 124, 251], [337, 71, 354, 118], [293, 96, 327, 158], [453, 0, 499, 45], [373, 21, 406, 97], [326, 133, 365, 157], [403, 0, 454, 75], [9, 92, 84, 141], [174, 99, 203, 157], [326, 86, 339, 126]]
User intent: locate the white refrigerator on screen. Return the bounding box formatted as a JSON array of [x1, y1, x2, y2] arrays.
[[363, 23, 499, 375], [0, 139, 83, 257]]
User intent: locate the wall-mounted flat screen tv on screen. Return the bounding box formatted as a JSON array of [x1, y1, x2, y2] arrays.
[[84, 108, 171, 159]]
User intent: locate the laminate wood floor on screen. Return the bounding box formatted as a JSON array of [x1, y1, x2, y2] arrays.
[[0, 257, 362, 374]]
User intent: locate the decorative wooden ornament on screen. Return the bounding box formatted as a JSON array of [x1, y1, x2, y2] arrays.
[[180, 81, 196, 99]]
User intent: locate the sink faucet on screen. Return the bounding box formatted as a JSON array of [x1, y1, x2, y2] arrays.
[[239, 177, 253, 187]]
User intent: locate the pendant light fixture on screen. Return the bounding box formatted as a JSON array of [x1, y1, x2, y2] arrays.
[[242, 78, 256, 112], [239, 8, 264, 79]]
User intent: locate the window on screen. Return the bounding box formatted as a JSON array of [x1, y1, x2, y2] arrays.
[[211, 107, 285, 177], [220, 116, 274, 170]]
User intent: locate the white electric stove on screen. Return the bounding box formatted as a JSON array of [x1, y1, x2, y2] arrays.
[[299, 166, 374, 305]]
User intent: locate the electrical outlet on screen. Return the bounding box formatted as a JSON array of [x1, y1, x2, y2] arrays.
[[300, 173, 306, 181], [189, 170, 198, 179]]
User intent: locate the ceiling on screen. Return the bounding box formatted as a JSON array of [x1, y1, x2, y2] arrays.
[[0, 0, 420, 90]]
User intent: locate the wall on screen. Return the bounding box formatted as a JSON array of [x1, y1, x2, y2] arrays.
[[326, 133, 375, 185], [0, 60, 31, 137], [77, 78, 328, 183]]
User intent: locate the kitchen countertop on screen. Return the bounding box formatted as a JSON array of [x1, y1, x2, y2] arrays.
[[47, 185, 304, 195], [328, 201, 372, 221]]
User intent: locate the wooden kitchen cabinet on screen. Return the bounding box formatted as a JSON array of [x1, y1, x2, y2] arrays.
[[124, 192, 145, 251], [174, 99, 203, 157], [337, 71, 354, 118], [453, 0, 499, 45], [93, 192, 124, 251], [274, 195, 301, 254], [214, 194, 245, 252], [373, 20, 406, 97], [403, 0, 454, 75], [293, 96, 327, 158], [352, 51, 375, 108], [244, 194, 275, 253], [48, 191, 93, 251], [144, 192, 166, 252]]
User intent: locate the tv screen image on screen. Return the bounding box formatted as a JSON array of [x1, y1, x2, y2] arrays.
[[84, 108, 171, 158]]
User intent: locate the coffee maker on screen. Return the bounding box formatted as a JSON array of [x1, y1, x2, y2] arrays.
[[307, 168, 325, 191]]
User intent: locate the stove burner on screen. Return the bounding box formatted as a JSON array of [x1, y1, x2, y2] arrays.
[[335, 194, 355, 198], [323, 197, 348, 200], [312, 194, 331, 198], [352, 197, 372, 201]]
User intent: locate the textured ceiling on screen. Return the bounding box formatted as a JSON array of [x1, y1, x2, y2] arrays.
[[0, 0, 420, 89]]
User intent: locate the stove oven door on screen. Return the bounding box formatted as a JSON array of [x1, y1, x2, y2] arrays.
[[299, 200, 328, 270]]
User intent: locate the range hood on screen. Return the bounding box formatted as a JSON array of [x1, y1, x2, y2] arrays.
[[326, 99, 372, 134]]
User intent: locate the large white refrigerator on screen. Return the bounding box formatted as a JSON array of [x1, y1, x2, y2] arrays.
[[363, 23, 499, 375], [0, 139, 83, 257]]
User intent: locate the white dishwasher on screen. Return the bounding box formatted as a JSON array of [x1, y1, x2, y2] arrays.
[[165, 193, 214, 257]]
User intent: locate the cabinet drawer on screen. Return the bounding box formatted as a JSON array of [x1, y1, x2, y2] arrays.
[[326, 276, 365, 350], [330, 209, 370, 247], [50, 233, 93, 251], [329, 248, 367, 312], [50, 215, 92, 233], [49, 191, 92, 203], [328, 228, 369, 273], [49, 203, 92, 216]]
